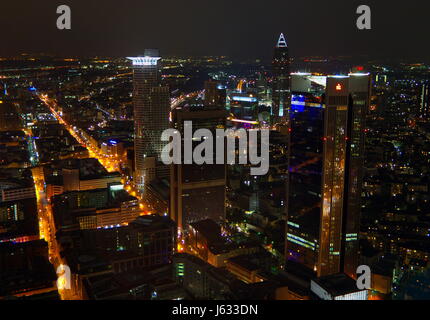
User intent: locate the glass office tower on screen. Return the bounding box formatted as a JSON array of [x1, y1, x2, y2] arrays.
[[286, 73, 370, 278]]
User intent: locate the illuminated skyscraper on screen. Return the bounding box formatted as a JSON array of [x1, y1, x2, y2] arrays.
[[286, 78, 325, 272], [128, 50, 170, 191], [272, 33, 291, 123], [318, 76, 351, 277], [340, 74, 370, 278], [286, 73, 370, 278]]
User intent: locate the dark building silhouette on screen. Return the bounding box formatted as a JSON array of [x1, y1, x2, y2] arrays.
[[204, 80, 226, 107], [170, 105, 227, 233], [420, 83, 430, 119]]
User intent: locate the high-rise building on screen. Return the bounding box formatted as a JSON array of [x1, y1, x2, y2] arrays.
[[170, 105, 227, 233], [420, 83, 430, 119], [204, 80, 226, 107], [271, 33, 291, 123], [128, 50, 170, 191], [286, 73, 370, 278], [339, 74, 370, 278], [286, 79, 325, 273]]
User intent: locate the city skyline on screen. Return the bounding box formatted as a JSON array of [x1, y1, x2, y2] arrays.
[[1, 2, 430, 303]]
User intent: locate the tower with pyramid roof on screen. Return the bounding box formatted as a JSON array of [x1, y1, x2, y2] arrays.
[[272, 33, 291, 124]]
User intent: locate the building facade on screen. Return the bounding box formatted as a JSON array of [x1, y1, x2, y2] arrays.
[[170, 106, 227, 233], [128, 50, 170, 191], [286, 73, 370, 278], [272, 33, 291, 124]]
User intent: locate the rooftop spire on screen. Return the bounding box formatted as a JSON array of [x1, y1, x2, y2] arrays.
[[276, 33, 287, 48]]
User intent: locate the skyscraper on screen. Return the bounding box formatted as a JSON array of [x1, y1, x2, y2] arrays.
[[340, 74, 370, 278], [286, 73, 370, 278], [204, 80, 226, 107], [170, 105, 227, 233], [128, 50, 170, 191], [286, 78, 325, 272], [272, 33, 291, 123], [420, 83, 430, 120]]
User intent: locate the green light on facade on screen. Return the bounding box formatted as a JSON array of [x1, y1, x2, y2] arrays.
[[177, 263, 184, 277]]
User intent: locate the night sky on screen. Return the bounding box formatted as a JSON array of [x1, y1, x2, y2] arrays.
[[0, 0, 428, 61]]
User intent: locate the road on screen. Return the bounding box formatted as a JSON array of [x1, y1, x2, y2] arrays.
[[37, 90, 201, 204], [34, 90, 200, 299], [31, 165, 72, 299]]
